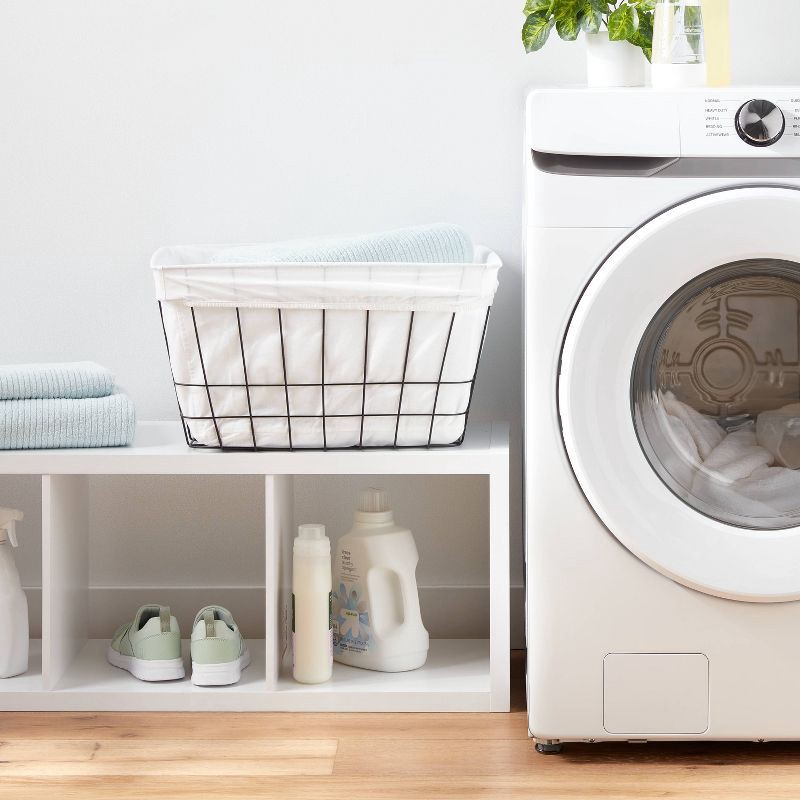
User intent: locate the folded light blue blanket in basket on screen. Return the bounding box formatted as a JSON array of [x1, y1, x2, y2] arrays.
[[209, 223, 474, 264], [0, 361, 115, 400], [0, 394, 136, 449]]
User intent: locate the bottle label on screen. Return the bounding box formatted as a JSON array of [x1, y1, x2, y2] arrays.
[[291, 592, 295, 668], [328, 592, 334, 658], [291, 592, 334, 668], [333, 579, 371, 656]]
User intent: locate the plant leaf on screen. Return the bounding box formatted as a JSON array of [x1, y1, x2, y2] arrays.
[[555, 12, 582, 40], [608, 4, 638, 40], [523, 0, 551, 15], [552, 0, 584, 35], [635, 9, 654, 39], [627, 32, 652, 61], [580, 0, 604, 32], [522, 11, 555, 52], [590, 0, 611, 12], [627, 8, 653, 60]]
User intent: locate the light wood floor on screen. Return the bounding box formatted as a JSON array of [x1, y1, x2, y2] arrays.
[[2, 654, 800, 799]]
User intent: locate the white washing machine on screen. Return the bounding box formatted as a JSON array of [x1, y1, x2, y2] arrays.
[[525, 87, 800, 752]]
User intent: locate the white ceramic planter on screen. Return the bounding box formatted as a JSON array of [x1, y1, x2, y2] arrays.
[[585, 31, 646, 87]]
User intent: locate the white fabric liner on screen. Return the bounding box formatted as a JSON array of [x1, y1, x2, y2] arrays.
[[153, 245, 500, 312], [153, 245, 501, 448]]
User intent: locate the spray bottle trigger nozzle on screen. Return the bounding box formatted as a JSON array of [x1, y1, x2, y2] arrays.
[[0, 508, 23, 548]]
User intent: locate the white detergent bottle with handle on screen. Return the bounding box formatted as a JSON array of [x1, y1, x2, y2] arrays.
[[0, 508, 28, 678], [333, 489, 428, 672]]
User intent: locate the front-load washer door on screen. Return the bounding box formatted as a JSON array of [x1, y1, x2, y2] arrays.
[[560, 186, 800, 602]]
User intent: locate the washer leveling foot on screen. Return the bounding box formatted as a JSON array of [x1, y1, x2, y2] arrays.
[[535, 740, 563, 754]]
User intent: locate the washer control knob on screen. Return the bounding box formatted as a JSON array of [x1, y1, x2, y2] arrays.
[[735, 99, 785, 147]]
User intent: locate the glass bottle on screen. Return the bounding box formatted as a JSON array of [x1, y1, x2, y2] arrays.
[[652, 0, 708, 88]]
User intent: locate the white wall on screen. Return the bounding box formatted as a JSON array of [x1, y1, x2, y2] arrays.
[[1, 1, 799, 645]]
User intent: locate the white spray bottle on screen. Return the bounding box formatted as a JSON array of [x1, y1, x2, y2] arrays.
[[333, 489, 428, 672], [0, 508, 28, 678]]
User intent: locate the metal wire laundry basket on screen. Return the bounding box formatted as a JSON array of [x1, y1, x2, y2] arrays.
[[158, 304, 491, 451], [152, 246, 501, 451]]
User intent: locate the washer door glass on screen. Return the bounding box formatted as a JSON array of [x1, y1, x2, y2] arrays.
[[633, 260, 800, 530]]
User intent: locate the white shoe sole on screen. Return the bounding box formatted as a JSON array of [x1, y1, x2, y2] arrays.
[[107, 645, 185, 682], [191, 649, 251, 686]]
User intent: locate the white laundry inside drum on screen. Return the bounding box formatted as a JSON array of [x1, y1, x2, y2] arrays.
[[632, 260, 800, 530]]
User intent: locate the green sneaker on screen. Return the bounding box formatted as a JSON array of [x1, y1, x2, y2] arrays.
[[107, 604, 185, 681], [190, 605, 250, 686]]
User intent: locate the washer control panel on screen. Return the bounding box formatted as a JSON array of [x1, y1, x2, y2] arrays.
[[526, 88, 800, 159], [688, 92, 800, 155]]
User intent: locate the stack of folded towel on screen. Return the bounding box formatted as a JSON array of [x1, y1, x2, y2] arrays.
[[0, 362, 135, 449], [204, 223, 475, 265]]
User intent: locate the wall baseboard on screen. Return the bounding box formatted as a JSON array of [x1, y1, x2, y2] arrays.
[[24, 585, 525, 648]]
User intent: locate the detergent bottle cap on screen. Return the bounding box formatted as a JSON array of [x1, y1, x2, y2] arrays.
[[358, 488, 389, 513], [294, 523, 330, 557], [298, 523, 326, 540], [355, 488, 394, 524]]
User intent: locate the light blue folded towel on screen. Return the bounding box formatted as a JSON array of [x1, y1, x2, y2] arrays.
[[209, 223, 474, 265], [0, 362, 115, 401], [0, 394, 136, 449]]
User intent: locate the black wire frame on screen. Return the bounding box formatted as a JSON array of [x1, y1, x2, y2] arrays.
[[158, 301, 492, 451]]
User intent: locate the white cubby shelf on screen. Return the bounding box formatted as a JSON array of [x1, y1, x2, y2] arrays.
[[0, 422, 510, 713]]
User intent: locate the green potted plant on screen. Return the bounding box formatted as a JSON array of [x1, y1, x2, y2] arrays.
[[522, 0, 655, 87]]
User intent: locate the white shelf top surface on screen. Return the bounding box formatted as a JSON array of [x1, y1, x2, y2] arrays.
[[0, 422, 508, 475], [0, 639, 490, 712], [56, 638, 266, 695], [276, 637, 490, 695]]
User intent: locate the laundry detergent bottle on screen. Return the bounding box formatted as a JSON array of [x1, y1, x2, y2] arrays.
[[0, 508, 28, 678], [333, 489, 428, 672]]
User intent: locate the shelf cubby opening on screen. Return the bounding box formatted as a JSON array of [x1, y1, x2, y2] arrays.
[[46, 474, 268, 699], [267, 473, 494, 711]]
